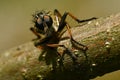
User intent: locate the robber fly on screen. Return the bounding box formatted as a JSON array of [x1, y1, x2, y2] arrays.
[[30, 9, 96, 71]]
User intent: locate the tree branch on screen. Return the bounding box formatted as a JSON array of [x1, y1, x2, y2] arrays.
[[0, 13, 120, 80]]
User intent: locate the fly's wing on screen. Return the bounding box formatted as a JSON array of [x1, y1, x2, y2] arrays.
[[52, 14, 61, 32]]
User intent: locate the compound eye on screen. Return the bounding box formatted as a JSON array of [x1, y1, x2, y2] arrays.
[[44, 15, 50, 22], [36, 17, 42, 24]]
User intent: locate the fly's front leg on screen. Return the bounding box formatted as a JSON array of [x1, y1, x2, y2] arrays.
[[30, 27, 46, 40], [30, 27, 46, 47], [30, 26, 55, 46], [30, 27, 40, 39]]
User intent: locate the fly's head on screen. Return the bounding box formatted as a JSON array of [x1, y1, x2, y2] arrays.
[[32, 10, 53, 30]]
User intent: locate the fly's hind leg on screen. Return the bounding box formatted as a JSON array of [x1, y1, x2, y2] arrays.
[[67, 27, 89, 61]]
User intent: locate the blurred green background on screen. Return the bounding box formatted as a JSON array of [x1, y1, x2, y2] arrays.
[[0, 0, 120, 79]]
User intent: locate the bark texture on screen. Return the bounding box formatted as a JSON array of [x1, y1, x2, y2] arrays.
[[0, 13, 120, 80]]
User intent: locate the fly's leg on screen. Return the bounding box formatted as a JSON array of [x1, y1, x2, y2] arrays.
[[63, 45, 77, 62], [54, 9, 89, 61], [66, 24, 89, 61], [67, 12, 97, 23], [47, 44, 78, 70], [70, 38, 88, 59], [54, 9, 97, 32], [46, 44, 77, 62]]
